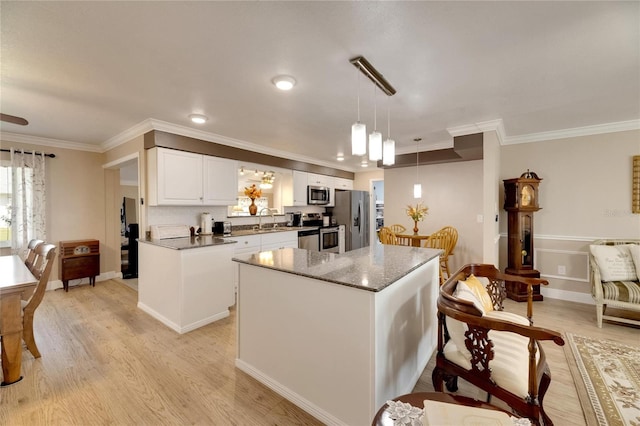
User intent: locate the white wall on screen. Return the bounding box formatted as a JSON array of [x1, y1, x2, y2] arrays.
[[384, 160, 484, 273]]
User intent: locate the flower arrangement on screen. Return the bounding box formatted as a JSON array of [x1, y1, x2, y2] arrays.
[[406, 203, 429, 222], [244, 184, 262, 200]]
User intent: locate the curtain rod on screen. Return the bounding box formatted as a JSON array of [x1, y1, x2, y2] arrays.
[[0, 148, 56, 158]]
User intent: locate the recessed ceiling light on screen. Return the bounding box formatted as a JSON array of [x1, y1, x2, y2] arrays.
[[189, 114, 208, 124], [336, 155, 345, 162], [272, 75, 296, 91]]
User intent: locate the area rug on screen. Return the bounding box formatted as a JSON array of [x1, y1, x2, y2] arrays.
[[564, 333, 640, 426]]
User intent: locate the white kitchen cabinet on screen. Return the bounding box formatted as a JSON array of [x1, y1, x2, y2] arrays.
[[147, 147, 237, 206], [148, 147, 203, 205], [307, 173, 331, 187], [334, 177, 354, 190], [138, 242, 235, 334], [292, 170, 308, 206], [227, 231, 298, 289], [203, 155, 238, 205]]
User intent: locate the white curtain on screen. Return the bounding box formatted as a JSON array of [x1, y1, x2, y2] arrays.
[[10, 148, 46, 255]]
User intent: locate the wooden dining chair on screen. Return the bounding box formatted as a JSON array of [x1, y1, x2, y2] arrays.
[[378, 227, 398, 245], [24, 239, 44, 271], [423, 226, 458, 284], [394, 235, 413, 246], [21, 243, 56, 358], [388, 224, 406, 235]]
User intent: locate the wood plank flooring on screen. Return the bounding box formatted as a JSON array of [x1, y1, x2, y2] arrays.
[[1, 280, 638, 425]]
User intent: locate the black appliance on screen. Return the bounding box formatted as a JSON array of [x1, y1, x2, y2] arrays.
[[292, 212, 303, 227], [123, 223, 138, 279], [214, 221, 231, 235]]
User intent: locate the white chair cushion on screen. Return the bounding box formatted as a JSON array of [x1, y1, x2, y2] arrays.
[[590, 244, 637, 282], [443, 310, 538, 398], [629, 244, 640, 280]]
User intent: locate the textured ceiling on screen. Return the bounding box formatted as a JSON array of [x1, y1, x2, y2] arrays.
[[1, 1, 638, 170]]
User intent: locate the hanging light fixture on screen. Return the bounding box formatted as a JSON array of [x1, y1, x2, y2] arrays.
[[352, 64, 367, 156], [382, 96, 395, 166], [368, 85, 382, 161], [413, 138, 422, 198]]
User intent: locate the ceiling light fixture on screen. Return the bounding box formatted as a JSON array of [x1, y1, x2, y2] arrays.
[[413, 138, 422, 199], [351, 64, 367, 156], [336, 154, 345, 162], [189, 114, 208, 124], [239, 167, 245, 176], [382, 96, 395, 166], [272, 75, 296, 91], [368, 84, 382, 162]]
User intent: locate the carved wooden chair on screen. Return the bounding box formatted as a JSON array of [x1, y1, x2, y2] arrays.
[[21, 243, 56, 358], [432, 264, 565, 426], [423, 226, 458, 284], [378, 227, 398, 245]]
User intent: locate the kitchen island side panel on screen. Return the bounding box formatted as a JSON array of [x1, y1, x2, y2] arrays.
[[236, 265, 374, 426], [235, 254, 439, 426], [373, 257, 439, 410]]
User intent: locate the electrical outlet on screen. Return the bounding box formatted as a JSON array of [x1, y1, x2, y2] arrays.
[[558, 265, 566, 275]]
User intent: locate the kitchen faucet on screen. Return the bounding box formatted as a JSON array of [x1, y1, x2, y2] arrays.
[[258, 208, 277, 230]]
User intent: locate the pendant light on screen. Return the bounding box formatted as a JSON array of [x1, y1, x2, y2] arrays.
[[413, 138, 422, 198], [351, 65, 367, 156], [382, 96, 395, 166], [368, 85, 382, 161]]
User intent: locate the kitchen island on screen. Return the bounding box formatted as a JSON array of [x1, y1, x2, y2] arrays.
[[138, 235, 237, 333], [233, 244, 441, 426]]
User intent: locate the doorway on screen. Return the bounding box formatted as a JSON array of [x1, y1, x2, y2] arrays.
[[370, 179, 384, 245]]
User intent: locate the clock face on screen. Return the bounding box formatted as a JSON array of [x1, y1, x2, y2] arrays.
[[521, 185, 534, 207]]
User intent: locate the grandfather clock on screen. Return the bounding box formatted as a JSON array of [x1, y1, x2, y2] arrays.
[[504, 170, 543, 302]]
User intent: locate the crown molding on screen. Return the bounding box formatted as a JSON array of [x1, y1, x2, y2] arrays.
[[503, 119, 640, 145], [447, 119, 505, 144], [0, 132, 102, 152], [395, 139, 453, 155], [101, 119, 155, 151], [141, 118, 358, 173]]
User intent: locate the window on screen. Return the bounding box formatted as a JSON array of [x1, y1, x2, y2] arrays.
[[0, 163, 35, 248]]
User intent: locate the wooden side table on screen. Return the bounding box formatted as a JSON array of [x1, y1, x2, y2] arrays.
[[59, 239, 100, 292], [372, 392, 516, 426]]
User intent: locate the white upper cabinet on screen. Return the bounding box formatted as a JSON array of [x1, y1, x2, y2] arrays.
[[292, 170, 308, 206], [147, 147, 237, 206], [204, 156, 238, 205], [334, 177, 354, 190], [307, 173, 331, 187]]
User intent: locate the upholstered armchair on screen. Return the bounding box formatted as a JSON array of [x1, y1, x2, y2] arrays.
[[432, 264, 565, 426]]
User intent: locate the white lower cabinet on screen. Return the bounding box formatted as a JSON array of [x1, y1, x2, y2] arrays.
[[227, 231, 298, 289], [138, 242, 235, 334]]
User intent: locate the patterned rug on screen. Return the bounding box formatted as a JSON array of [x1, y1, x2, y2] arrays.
[[564, 333, 640, 426]]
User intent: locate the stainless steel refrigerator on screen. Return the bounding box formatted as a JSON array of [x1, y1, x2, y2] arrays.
[[332, 190, 370, 251]]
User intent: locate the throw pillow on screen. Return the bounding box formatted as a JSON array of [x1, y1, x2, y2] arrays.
[[628, 244, 640, 280], [458, 275, 494, 314], [590, 244, 637, 282]]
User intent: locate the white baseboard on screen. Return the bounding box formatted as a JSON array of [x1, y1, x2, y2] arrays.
[[137, 302, 229, 334], [235, 359, 344, 426], [541, 287, 594, 305], [46, 270, 120, 291]]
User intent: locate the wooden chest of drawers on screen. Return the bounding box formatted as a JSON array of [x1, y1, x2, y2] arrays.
[[59, 239, 100, 292]]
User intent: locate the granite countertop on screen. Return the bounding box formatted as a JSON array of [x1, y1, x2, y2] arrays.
[[139, 235, 237, 250], [222, 227, 311, 238], [233, 245, 441, 292]]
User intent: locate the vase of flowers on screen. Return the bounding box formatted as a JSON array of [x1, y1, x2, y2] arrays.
[[406, 203, 429, 235], [244, 184, 262, 216]]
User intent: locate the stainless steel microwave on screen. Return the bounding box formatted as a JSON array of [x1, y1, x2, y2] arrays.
[[307, 185, 330, 205]]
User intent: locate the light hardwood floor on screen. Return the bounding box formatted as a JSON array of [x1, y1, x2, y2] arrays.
[[1, 280, 638, 425]]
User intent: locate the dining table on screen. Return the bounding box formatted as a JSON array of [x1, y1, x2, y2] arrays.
[[0, 255, 37, 386], [394, 233, 431, 248]]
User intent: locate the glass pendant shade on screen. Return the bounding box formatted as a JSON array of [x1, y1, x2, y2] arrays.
[[368, 131, 382, 161], [352, 122, 367, 156], [382, 138, 395, 166], [414, 183, 422, 199]]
